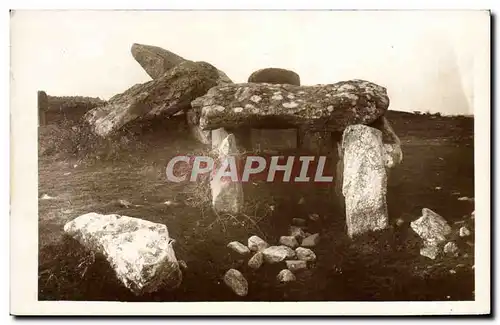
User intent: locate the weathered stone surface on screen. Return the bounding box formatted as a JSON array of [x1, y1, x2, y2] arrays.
[[289, 226, 306, 239], [131, 43, 232, 84], [248, 68, 300, 86], [443, 241, 459, 256], [85, 61, 220, 137], [459, 226, 471, 237], [301, 233, 320, 248], [63, 212, 182, 295], [277, 269, 296, 283], [370, 116, 403, 168], [192, 80, 390, 131], [247, 235, 269, 252], [286, 260, 307, 272], [262, 245, 296, 263], [210, 133, 244, 214], [131, 43, 185, 79], [223, 269, 248, 296], [250, 128, 298, 153], [227, 241, 251, 255], [248, 252, 264, 270], [295, 247, 317, 262], [279, 236, 299, 248], [410, 208, 451, 246], [420, 244, 440, 260], [342, 125, 389, 238]]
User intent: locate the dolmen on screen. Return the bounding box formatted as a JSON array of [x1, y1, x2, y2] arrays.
[[83, 42, 403, 239]]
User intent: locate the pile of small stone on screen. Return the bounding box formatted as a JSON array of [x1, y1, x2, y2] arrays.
[[223, 215, 321, 296], [410, 208, 474, 260]]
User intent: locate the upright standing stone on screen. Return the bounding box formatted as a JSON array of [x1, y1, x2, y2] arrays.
[[341, 124, 389, 238], [210, 132, 244, 214], [38, 90, 48, 126]]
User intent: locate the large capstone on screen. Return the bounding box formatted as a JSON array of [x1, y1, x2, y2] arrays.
[[63, 212, 182, 295], [85, 61, 220, 137], [192, 80, 389, 132], [341, 124, 389, 238], [248, 67, 300, 86]]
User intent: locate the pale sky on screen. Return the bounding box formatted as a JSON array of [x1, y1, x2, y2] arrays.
[[11, 10, 487, 115]]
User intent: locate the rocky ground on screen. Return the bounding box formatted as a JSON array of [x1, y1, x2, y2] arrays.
[[38, 110, 475, 301]]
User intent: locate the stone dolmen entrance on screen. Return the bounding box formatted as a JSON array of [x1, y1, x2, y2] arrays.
[[83, 43, 403, 239]]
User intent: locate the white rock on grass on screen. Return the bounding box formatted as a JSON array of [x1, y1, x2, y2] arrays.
[[420, 245, 440, 260], [247, 235, 269, 252], [295, 247, 317, 262], [248, 252, 264, 270], [223, 269, 248, 296], [301, 233, 320, 247], [286, 260, 307, 272], [262, 246, 296, 263], [277, 269, 296, 283], [64, 212, 182, 295], [279, 236, 299, 248], [290, 226, 306, 239], [443, 241, 459, 256], [459, 226, 471, 237], [227, 241, 251, 255], [410, 208, 451, 246]]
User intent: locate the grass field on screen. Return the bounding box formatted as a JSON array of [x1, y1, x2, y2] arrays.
[[38, 111, 475, 301]]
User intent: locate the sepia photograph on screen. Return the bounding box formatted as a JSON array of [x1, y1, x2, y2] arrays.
[[9, 8, 491, 316]]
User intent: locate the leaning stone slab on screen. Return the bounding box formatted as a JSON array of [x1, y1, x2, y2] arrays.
[[210, 133, 244, 214], [131, 43, 232, 84], [370, 116, 403, 168], [192, 80, 389, 132], [63, 212, 182, 295], [410, 208, 451, 246], [342, 125, 389, 238], [85, 61, 219, 137]]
